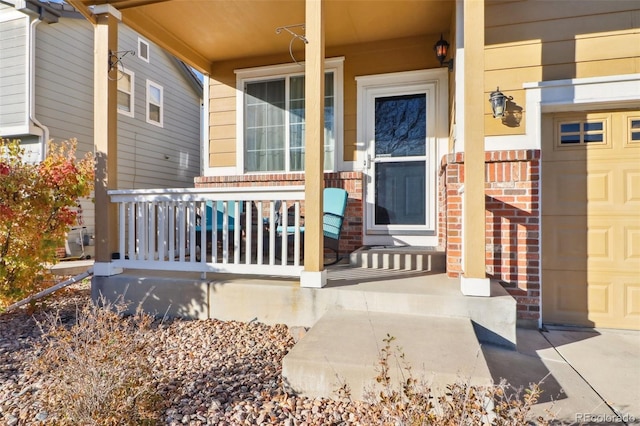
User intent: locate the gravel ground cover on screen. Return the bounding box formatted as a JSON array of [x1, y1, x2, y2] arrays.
[[0, 283, 368, 425]]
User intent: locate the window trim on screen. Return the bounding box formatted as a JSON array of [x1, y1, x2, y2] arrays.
[[553, 113, 611, 151], [628, 116, 640, 145], [146, 79, 163, 127], [234, 57, 344, 175], [138, 37, 150, 63], [116, 67, 135, 118]]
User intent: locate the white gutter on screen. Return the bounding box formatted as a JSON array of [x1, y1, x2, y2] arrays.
[[28, 16, 49, 160]]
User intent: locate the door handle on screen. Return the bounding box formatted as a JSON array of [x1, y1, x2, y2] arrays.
[[364, 154, 372, 170]]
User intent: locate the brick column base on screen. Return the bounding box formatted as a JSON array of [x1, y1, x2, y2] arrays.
[[440, 150, 541, 325]]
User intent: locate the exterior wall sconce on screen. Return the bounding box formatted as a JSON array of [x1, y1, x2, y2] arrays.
[[489, 87, 513, 118], [433, 34, 453, 71]]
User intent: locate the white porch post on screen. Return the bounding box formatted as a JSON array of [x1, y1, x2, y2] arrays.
[[461, 0, 490, 296], [300, 0, 326, 288], [92, 5, 122, 276]]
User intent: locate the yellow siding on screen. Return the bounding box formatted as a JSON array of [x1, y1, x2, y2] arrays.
[[206, 35, 438, 168], [208, 73, 237, 167], [484, 2, 640, 137], [338, 35, 435, 161], [486, 1, 639, 25]]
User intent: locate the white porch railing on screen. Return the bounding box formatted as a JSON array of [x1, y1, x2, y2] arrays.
[[108, 186, 305, 277]]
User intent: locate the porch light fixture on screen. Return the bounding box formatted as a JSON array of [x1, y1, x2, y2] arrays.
[[433, 34, 453, 71], [489, 87, 513, 119]]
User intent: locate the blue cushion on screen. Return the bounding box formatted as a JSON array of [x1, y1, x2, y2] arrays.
[[195, 201, 240, 232], [276, 188, 348, 241]]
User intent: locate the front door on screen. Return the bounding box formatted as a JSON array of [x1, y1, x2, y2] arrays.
[[369, 93, 427, 229], [358, 70, 444, 247]]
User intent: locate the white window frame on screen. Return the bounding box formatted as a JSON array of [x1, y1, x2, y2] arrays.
[[234, 57, 344, 175], [138, 37, 150, 63], [146, 79, 163, 127], [116, 67, 135, 118]]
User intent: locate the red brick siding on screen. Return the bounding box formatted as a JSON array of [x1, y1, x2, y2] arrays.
[[439, 150, 541, 322], [195, 172, 364, 254]]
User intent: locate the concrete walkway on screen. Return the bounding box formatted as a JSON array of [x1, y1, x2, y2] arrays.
[[284, 311, 639, 425], [484, 327, 640, 424]]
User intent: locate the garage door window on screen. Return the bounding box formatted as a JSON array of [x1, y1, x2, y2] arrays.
[[630, 118, 640, 143], [558, 120, 606, 146]]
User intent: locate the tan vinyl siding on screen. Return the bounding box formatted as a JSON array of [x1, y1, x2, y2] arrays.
[[207, 35, 437, 169], [208, 77, 236, 167], [485, 2, 640, 136], [0, 10, 28, 130]]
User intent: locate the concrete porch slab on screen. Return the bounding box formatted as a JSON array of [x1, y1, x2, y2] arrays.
[[281, 309, 492, 400], [91, 266, 517, 349]]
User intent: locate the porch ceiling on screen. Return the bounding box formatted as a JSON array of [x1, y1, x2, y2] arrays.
[[68, 0, 454, 73]]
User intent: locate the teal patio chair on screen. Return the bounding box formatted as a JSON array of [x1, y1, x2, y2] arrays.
[[195, 200, 241, 259], [277, 187, 348, 265]]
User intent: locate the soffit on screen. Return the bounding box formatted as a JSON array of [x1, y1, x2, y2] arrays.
[[71, 0, 454, 73]]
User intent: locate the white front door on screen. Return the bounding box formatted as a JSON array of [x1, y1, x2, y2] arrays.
[[357, 70, 446, 247]]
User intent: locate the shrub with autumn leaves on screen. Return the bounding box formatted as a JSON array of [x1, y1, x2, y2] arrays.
[[0, 138, 94, 310]]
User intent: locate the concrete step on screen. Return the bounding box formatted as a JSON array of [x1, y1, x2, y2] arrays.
[[96, 269, 517, 349], [349, 246, 446, 272], [282, 309, 493, 400]]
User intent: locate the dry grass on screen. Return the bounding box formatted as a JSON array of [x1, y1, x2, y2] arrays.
[[337, 334, 553, 426], [32, 298, 162, 425]]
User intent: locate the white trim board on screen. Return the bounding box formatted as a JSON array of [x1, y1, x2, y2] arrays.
[[485, 73, 640, 152]]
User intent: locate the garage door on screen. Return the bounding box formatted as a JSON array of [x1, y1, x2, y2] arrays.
[[542, 111, 640, 330]]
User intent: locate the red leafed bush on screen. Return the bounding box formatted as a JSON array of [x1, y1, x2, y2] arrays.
[[0, 138, 94, 309]]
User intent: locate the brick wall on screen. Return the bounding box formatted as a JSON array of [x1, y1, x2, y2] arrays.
[[440, 150, 541, 324], [195, 172, 364, 254]]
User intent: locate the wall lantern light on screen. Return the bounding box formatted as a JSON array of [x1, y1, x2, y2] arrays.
[[433, 34, 453, 71], [489, 87, 513, 118]]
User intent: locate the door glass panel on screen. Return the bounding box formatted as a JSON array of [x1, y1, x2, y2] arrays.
[[375, 162, 425, 225], [375, 94, 426, 157]]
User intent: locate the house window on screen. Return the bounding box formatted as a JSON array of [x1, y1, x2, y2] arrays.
[[116, 68, 134, 117], [558, 120, 606, 145], [138, 38, 149, 62], [630, 118, 640, 143], [236, 58, 343, 173], [146, 80, 163, 127]]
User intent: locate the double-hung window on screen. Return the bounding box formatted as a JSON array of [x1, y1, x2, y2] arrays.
[[146, 80, 163, 127], [236, 57, 343, 173], [116, 68, 134, 117]]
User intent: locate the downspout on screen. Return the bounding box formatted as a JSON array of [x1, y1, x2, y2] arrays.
[[28, 16, 50, 160]]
